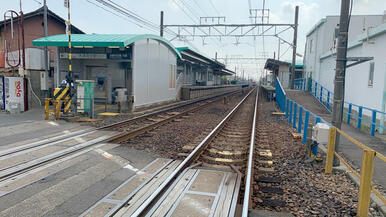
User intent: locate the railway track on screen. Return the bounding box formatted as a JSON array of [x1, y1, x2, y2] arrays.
[[0, 89, 245, 183], [108, 88, 259, 217]]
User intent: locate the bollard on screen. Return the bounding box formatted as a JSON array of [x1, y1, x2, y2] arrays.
[[298, 106, 303, 134], [293, 103, 297, 129], [325, 127, 336, 174], [302, 111, 310, 143], [357, 149, 376, 217], [305, 123, 313, 160], [45, 98, 50, 120]]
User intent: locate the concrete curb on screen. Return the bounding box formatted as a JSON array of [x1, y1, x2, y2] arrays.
[[318, 144, 386, 215]]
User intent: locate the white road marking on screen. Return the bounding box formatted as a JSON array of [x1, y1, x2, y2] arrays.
[[47, 121, 59, 126]]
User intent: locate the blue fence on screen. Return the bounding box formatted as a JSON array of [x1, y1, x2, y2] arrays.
[[275, 77, 286, 112], [275, 77, 328, 143], [294, 78, 306, 90], [294, 78, 385, 136]]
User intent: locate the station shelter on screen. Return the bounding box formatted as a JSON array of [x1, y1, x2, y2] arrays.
[[176, 47, 234, 86], [33, 34, 181, 111]]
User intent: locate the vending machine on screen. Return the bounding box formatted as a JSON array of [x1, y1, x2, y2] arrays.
[[0, 77, 25, 112]]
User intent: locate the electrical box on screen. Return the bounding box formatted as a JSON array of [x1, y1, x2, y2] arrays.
[[313, 123, 330, 145], [40, 71, 48, 90], [76, 80, 95, 114]]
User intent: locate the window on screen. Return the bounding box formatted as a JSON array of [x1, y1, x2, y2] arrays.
[[169, 64, 176, 88], [309, 39, 313, 53], [208, 72, 213, 81], [368, 62, 374, 87]]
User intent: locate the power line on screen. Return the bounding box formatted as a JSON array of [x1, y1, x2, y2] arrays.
[[208, 0, 220, 16], [192, 0, 208, 16]]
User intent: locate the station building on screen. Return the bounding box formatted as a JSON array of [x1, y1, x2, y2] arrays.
[[33, 34, 181, 111], [176, 47, 234, 86]]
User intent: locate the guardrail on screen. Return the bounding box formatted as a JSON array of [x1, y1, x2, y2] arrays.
[[294, 78, 385, 136], [275, 77, 328, 142], [294, 78, 306, 90], [285, 97, 329, 143], [325, 126, 386, 217]]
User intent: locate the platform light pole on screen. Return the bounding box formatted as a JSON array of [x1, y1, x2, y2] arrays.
[[332, 0, 351, 166]]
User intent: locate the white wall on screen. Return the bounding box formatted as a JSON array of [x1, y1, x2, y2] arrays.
[[319, 32, 386, 115], [304, 15, 384, 83], [132, 39, 177, 108]]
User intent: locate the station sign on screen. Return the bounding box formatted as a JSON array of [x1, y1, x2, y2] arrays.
[[60, 53, 130, 60]]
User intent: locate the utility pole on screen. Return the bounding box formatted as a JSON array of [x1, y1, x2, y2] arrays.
[[290, 6, 299, 89], [278, 38, 281, 60], [160, 11, 164, 37], [43, 0, 49, 96], [332, 0, 351, 166]]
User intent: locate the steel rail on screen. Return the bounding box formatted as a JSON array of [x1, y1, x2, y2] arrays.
[[0, 89, 245, 181], [0, 89, 241, 158], [242, 87, 259, 216], [128, 87, 256, 217]]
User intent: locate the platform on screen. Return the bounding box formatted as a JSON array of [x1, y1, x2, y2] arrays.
[[286, 90, 386, 188]]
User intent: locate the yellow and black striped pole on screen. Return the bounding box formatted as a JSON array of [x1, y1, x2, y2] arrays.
[[65, 0, 72, 113]]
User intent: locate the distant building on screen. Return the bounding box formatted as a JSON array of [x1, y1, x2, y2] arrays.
[[264, 58, 290, 88]]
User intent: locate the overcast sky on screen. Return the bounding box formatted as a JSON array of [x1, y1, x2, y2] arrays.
[[2, 0, 385, 80]]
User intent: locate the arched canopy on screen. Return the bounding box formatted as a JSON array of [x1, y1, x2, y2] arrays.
[[33, 34, 181, 58]]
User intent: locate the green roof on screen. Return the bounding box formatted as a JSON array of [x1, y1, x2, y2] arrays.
[[33, 34, 181, 58]]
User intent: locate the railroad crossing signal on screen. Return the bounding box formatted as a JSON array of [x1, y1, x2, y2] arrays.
[[64, 0, 69, 8]]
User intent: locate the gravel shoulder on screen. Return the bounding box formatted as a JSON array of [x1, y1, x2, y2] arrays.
[[252, 95, 383, 217]]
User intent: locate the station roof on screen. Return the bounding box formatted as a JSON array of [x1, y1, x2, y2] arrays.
[[176, 47, 233, 75], [33, 34, 181, 58], [264, 58, 290, 72]]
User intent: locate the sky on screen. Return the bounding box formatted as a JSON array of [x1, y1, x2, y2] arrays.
[[1, 0, 385, 80]]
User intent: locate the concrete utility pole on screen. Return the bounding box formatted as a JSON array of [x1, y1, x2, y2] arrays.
[[290, 6, 299, 89], [43, 0, 49, 96], [332, 0, 351, 166], [160, 11, 164, 37]]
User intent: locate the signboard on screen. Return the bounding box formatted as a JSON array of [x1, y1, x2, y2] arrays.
[[60, 53, 130, 60], [4, 77, 25, 112], [64, 0, 69, 8], [60, 53, 107, 59]]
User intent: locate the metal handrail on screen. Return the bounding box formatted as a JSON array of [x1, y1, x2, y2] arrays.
[[242, 87, 259, 217]]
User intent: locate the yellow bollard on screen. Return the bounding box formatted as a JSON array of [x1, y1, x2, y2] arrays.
[[54, 99, 61, 120], [325, 127, 336, 174], [357, 149, 376, 217], [44, 98, 51, 120]]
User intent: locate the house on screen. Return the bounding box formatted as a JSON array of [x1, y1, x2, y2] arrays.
[[0, 6, 84, 109], [33, 34, 181, 111]]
